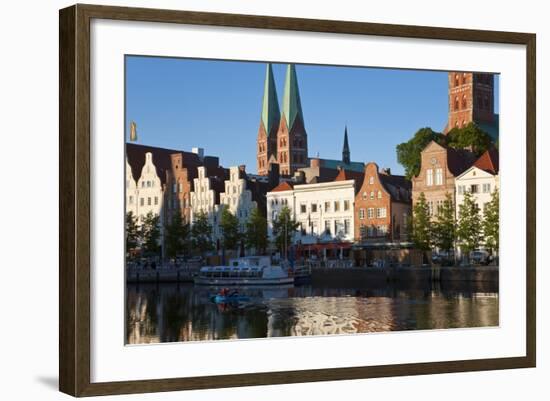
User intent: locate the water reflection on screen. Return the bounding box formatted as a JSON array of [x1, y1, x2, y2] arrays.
[[126, 283, 499, 344]]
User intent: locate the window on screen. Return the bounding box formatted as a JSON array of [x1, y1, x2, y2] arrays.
[[147, 197, 151, 206], [311, 221, 318, 235], [154, 197, 158, 205], [311, 203, 318, 213], [370, 191, 375, 200], [359, 208, 365, 219], [436, 200, 444, 215], [367, 208, 374, 219], [377, 191, 382, 199], [172, 183, 177, 193], [428, 201, 434, 216], [324, 220, 331, 235], [458, 185, 464, 195], [141, 181, 145, 188], [454, 74, 459, 87], [462, 95, 467, 109], [343, 200, 350, 211], [362, 192, 367, 200], [369, 176, 374, 185], [344, 219, 350, 235], [454, 97, 459, 110], [129, 196, 133, 204], [324, 201, 330, 212], [376, 208, 387, 218], [483, 183, 491, 193], [300, 204, 307, 214], [335, 220, 343, 236], [471, 184, 479, 194], [435, 168, 443, 185], [147, 181, 152, 188], [334, 201, 340, 212], [378, 225, 388, 235], [426, 169, 434, 186], [367, 226, 375, 237]]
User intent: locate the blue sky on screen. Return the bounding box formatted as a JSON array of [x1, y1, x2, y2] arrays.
[[125, 56, 499, 175]]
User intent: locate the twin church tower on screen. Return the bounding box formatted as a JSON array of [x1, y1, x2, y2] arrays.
[[256, 64, 309, 176]]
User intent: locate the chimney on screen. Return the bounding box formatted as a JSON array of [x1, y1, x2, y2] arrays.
[[238, 165, 247, 179], [381, 167, 391, 175], [310, 158, 321, 169]]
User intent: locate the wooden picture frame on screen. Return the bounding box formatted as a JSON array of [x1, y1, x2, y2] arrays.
[[59, 3, 536, 397]]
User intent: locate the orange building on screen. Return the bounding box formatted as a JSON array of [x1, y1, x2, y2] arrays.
[[354, 162, 412, 242]]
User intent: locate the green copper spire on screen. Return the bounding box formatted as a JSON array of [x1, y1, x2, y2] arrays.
[[261, 64, 280, 134], [342, 126, 350, 164], [282, 64, 304, 131]]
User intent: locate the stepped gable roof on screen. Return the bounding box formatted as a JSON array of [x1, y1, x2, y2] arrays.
[[260, 63, 281, 135], [271, 181, 294, 192], [282, 64, 304, 131], [473, 147, 499, 174], [379, 173, 412, 202], [446, 146, 477, 176], [126, 143, 202, 185]]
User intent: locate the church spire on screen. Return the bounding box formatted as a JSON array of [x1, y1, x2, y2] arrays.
[[261, 63, 280, 136], [282, 64, 304, 131], [342, 126, 350, 164]]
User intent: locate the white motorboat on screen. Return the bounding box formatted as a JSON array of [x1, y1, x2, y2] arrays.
[[194, 256, 294, 286]]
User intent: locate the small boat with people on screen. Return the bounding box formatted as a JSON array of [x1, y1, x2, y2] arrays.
[[209, 288, 250, 304], [194, 256, 294, 286]]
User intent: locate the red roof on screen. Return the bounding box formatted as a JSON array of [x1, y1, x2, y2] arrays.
[[271, 181, 294, 192], [333, 168, 365, 193], [474, 147, 499, 174]]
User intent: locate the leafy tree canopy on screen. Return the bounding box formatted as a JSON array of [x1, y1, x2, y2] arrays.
[[271, 206, 299, 256], [191, 211, 213, 255], [245, 207, 268, 254], [411, 192, 432, 252], [219, 207, 241, 251], [396, 127, 445, 179], [164, 213, 190, 259], [446, 122, 492, 156]]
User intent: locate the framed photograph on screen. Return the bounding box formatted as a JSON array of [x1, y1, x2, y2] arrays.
[[59, 4, 536, 397]]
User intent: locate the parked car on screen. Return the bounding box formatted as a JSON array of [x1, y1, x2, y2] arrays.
[[432, 251, 455, 266], [469, 250, 490, 265]]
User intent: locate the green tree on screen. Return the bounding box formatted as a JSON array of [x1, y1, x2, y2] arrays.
[[219, 207, 241, 252], [271, 206, 299, 257], [411, 192, 433, 252], [164, 213, 190, 259], [483, 189, 499, 257], [141, 211, 161, 255], [457, 191, 483, 261], [432, 192, 456, 256], [125, 211, 140, 253], [396, 127, 445, 179], [191, 211, 213, 255], [446, 123, 492, 156], [245, 207, 268, 254]]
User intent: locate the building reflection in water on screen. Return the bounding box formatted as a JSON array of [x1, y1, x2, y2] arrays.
[[126, 283, 499, 344]]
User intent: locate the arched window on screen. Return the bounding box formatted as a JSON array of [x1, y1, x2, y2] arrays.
[[454, 74, 459, 87], [462, 95, 467, 109], [454, 97, 459, 111], [462, 73, 467, 84]]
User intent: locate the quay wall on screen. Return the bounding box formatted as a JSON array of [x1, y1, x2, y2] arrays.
[[311, 266, 499, 292]]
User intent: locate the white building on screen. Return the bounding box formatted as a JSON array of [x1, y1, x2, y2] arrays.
[[126, 157, 138, 217], [455, 148, 499, 217], [266, 179, 356, 245], [220, 166, 258, 233], [190, 166, 223, 244]]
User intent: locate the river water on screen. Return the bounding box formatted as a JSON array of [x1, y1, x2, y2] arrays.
[[126, 283, 498, 344]]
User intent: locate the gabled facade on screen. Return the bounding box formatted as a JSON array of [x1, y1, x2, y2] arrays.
[[455, 148, 499, 217], [411, 141, 475, 217], [190, 166, 224, 245], [220, 166, 258, 233], [355, 162, 411, 242]]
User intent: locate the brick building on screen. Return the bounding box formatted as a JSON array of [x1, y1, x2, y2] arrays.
[[354, 162, 412, 242], [411, 141, 475, 217], [444, 72, 499, 141]]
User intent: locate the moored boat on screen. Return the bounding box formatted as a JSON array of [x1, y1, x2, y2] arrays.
[[194, 256, 294, 286]]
